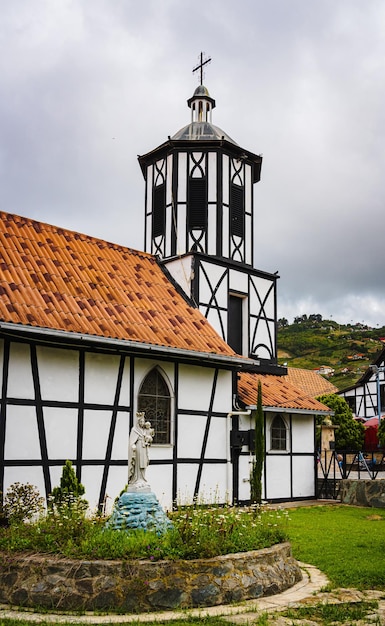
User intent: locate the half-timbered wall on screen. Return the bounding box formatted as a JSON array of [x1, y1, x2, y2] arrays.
[[165, 255, 277, 360], [236, 411, 316, 502], [0, 337, 234, 512], [340, 364, 385, 419], [144, 150, 254, 266]]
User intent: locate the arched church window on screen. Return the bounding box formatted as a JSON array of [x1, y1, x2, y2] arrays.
[[137, 368, 171, 444], [271, 415, 287, 450]]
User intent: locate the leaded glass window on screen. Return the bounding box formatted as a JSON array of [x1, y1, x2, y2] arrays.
[[271, 415, 287, 450], [137, 369, 171, 444]]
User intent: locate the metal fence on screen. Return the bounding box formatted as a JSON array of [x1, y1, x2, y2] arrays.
[[317, 449, 385, 499]]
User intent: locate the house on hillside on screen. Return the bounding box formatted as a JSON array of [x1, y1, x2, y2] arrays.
[[0, 72, 331, 510], [339, 347, 385, 420]]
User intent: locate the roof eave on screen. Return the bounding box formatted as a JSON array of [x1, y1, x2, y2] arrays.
[[245, 404, 332, 415], [0, 321, 259, 370]]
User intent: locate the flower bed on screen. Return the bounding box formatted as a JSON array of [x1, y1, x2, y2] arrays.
[[0, 542, 302, 612]]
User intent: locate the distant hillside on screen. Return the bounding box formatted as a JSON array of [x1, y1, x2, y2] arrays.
[[277, 314, 385, 391]]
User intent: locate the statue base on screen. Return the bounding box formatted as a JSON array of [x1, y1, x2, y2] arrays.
[[106, 491, 172, 534]]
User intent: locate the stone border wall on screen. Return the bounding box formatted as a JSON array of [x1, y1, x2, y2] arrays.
[[0, 542, 302, 612], [340, 479, 385, 508]]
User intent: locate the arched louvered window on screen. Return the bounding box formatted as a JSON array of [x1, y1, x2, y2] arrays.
[[271, 415, 287, 451], [137, 368, 171, 444]]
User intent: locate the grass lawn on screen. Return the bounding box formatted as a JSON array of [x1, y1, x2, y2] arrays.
[[286, 504, 385, 590], [1, 505, 385, 626]]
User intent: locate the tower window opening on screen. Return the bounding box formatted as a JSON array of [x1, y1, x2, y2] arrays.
[[152, 183, 166, 238], [230, 183, 245, 238], [228, 294, 244, 355], [188, 177, 207, 229]]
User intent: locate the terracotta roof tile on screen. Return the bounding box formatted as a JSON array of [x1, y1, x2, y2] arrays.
[[0, 212, 237, 358], [238, 371, 330, 412], [285, 367, 338, 398]]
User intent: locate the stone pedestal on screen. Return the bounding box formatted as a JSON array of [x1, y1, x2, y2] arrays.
[[106, 491, 172, 534]]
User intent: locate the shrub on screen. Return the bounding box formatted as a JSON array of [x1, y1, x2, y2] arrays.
[[316, 394, 365, 450], [50, 460, 88, 514], [2, 482, 44, 524]]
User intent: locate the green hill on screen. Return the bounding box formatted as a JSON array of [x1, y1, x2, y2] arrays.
[[277, 314, 385, 390]]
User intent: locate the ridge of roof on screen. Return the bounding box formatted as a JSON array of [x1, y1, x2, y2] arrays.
[[0, 211, 239, 360]]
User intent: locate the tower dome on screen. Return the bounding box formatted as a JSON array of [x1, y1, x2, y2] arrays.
[[172, 84, 238, 144]]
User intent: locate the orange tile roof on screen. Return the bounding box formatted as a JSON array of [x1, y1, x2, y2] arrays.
[[0, 212, 239, 359], [238, 371, 331, 412], [285, 367, 338, 398]]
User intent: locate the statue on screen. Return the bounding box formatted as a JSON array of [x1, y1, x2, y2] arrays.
[[127, 412, 154, 492], [106, 411, 171, 533]]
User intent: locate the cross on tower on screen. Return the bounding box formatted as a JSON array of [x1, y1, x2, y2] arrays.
[[193, 52, 211, 85]]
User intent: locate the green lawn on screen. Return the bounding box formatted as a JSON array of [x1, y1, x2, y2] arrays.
[[1, 505, 385, 626], [286, 504, 385, 590]]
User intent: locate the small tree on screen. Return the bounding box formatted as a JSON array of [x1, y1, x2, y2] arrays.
[[316, 394, 365, 450], [51, 460, 87, 511], [250, 381, 264, 504], [3, 482, 44, 523], [378, 419, 385, 449]]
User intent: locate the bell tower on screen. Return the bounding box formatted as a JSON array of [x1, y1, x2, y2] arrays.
[[138, 56, 280, 371]]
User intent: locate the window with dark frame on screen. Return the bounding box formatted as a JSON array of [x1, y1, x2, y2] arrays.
[[271, 415, 287, 450], [187, 177, 207, 229], [152, 183, 166, 238], [137, 368, 171, 444], [230, 183, 245, 238], [228, 295, 243, 355]]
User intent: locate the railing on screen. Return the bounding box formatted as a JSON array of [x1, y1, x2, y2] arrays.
[[316, 449, 385, 499]]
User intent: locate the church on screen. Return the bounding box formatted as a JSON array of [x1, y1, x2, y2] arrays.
[[0, 60, 330, 511]]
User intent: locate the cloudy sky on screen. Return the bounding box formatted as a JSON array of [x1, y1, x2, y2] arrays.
[[1, 0, 385, 327]]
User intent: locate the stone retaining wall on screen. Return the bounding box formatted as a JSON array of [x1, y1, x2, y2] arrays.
[[0, 542, 302, 612], [340, 479, 385, 508]]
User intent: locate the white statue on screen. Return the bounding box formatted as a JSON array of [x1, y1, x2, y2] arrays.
[[127, 412, 154, 492]]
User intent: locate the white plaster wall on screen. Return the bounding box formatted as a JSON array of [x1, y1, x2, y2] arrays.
[[82, 410, 115, 460], [204, 415, 227, 459], [5, 404, 41, 460], [178, 365, 215, 412], [177, 413, 207, 458], [84, 353, 130, 406], [164, 256, 193, 297], [177, 153, 187, 202], [238, 454, 252, 501], [212, 370, 233, 413], [229, 268, 248, 294], [199, 262, 228, 306], [199, 463, 229, 504], [249, 276, 275, 319], [7, 342, 34, 399], [44, 407, 78, 460], [110, 412, 131, 460], [0, 340, 3, 379], [265, 455, 291, 499], [292, 456, 315, 498], [37, 347, 79, 402], [291, 415, 314, 453]]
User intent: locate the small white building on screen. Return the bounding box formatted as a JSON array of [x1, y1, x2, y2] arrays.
[[0, 72, 330, 510], [339, 347, 385, 420]]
